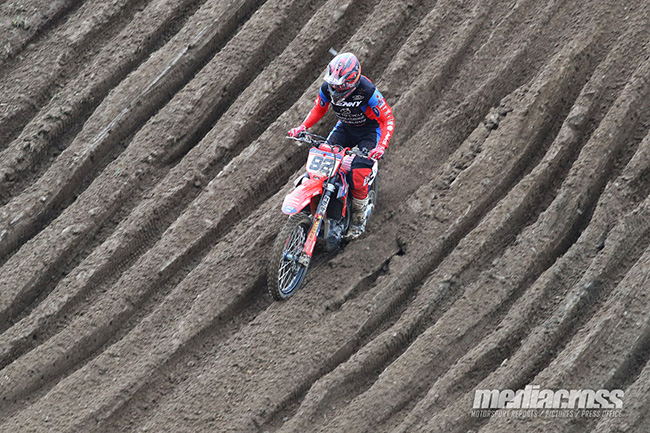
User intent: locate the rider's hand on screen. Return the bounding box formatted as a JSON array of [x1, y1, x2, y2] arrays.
[[288, 124, 306, 138], [340, 155, 354, 173], [368, 145, 386, 160]]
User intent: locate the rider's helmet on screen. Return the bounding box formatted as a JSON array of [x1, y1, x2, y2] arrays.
[[324, 52, 361, 103]]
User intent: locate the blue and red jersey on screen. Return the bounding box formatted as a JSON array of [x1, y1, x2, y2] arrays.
[[302, 75, 395, 150]]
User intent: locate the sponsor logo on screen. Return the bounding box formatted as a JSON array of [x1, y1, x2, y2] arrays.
[[307, 196, 329, 245], [352, 94, 364, 101], [307, 214, 322, 244], [334, 100, 362, 107], [336, 116, 367, 126], [372, 107, 380, 117], [318, 194, 331, 212]]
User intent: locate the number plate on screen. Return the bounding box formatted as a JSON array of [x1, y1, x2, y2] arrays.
[[306, 148, 341, 179]]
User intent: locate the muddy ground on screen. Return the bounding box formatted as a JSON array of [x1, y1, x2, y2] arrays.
[[2, 0, 650, 432]]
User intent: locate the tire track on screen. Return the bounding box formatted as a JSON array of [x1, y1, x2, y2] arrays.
[[596, 329, 650, 432], [0, 0, 82, 71], [97, 180, 360, 433], [389, 27, 650, 431], [0, 192, 283, 431], [0, 0, 151, 148], [380, 0, 502, 145], [380, 0, 569, 212], [2, 0, 650, 432], [0, 179, 355, 431], [45, 0, 448, 426], [85, 191, 293, 432], [401, 50, 650, 433], [408, 0, 567, 134], [0, 0, 207, 206], [125, 221, 402, 433], [483, 245, 650, 433], [0, 0, 264, 265], [127, 5, 606, 432], [397, 131, 650, 433], [413, 53, 650, 433], [122, 24, 600, 433], [0, 0, 267, 330]]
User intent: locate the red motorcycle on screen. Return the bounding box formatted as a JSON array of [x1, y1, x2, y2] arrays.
[[267, 132, 379, 300]]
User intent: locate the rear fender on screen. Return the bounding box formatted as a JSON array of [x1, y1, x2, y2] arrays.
[[282, 178, 324, 214]]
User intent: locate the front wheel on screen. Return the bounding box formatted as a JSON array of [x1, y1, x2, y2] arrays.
[[366, 173, 380, 224], [267, 213, 312, 300]]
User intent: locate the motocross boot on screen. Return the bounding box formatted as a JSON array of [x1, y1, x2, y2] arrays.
[[346, 196, 370, 240]]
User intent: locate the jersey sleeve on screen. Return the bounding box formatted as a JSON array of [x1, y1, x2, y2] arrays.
[[366, 88, 395, 149], [302, 84, 331, 129]]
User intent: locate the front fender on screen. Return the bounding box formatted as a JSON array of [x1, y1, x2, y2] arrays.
[[282, 178, 323, 214]]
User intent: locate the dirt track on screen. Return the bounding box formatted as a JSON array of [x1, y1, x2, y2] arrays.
[[2, 0, 650, 432]]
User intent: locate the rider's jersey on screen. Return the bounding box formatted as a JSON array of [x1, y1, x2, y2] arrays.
[[302, 75, 394, 149]]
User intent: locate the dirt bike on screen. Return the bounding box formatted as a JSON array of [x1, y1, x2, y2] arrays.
[[267, 132, 379, 301]]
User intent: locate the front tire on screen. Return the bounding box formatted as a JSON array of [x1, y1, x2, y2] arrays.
[[267, 213, 312, 301], [366, 173, 380, 223]]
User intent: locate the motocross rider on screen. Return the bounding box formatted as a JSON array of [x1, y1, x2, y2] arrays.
[[288, 52, 395, 239]]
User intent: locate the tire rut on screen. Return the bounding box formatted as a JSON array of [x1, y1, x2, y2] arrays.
[[404, 49, 650, 433], [126, 5, 611, 432], [380, 0, 571, 213], [0, 0, 268, 330], [0, 0, 152, 148], [483, 244, 650, 433], [120, 23, 602, 433], [0, 184, 285, 430], [388, 27, 650, 431], [398, 130, 650, 433], [0, 0, 264, 264], [34, 0, 456, 428], [0, 0, 208, 207], [0, 0, 83, 73]]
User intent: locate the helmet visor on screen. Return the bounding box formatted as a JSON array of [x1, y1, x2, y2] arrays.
[[330, 83, 349, 93], [328, 83, 355, 103]]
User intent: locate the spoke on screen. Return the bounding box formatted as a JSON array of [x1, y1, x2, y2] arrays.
[[277, 225, 306, 293]]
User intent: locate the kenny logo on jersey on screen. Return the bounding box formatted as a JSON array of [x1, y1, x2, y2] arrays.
[[333, 100, 363, 107]]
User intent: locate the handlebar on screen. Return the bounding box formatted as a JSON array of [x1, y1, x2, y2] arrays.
[[287, 131, 376, 160], [287, 131, 328, 147]]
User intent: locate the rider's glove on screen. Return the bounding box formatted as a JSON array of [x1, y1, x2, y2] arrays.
[[340, 155, 354, 173], [288, 124, 306, 138], [368, 145, 386, 160]]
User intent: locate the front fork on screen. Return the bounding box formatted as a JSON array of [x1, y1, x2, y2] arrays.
[[298, 182, 335, 267]]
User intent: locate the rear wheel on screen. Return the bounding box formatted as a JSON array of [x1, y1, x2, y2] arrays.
[[267, 213, 312, 300]]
